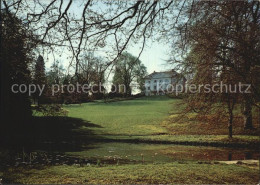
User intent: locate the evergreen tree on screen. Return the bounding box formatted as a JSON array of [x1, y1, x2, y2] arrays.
[[0, 11, 36, 136], [33, 55, 46, 105]]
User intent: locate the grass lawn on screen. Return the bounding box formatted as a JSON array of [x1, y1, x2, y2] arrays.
[[1, 96, 259, 184], [65, 96, 176, 136], [4, 162, 259, 184], [63, 96, 259, 147]]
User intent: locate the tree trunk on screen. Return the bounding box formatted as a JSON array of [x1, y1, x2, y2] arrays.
[[258, 108, 260, 127], [242, 96, 253, 129], [227, 95, 235, 139], [125, 83, 131, 97], [228, 112, 233, 139]]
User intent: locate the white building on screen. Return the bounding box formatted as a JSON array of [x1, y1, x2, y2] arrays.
[[144, 70, 186, 96]]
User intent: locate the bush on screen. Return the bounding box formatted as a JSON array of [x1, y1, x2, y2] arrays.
[[108, 92, 124, 99], [36, 104, 68, 116]]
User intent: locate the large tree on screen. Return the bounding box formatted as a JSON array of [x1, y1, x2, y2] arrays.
[[112, 52, 147, 96], [75, 54, 107, 100], [171, 1, 260, 137], [46, 60, 65, 85], [0, 10, 36, 135], [79, 53, 106, 85]]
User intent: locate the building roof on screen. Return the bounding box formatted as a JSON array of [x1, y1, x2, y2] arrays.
[[144, 69, 180, 79]]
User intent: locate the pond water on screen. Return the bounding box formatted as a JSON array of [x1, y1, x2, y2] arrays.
[[1, 142, 259, 167], [65, 142, 259, 164]]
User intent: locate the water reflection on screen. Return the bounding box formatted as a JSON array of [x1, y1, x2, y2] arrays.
[[0, 143, 259, 168], [227, 151, 258, 161]]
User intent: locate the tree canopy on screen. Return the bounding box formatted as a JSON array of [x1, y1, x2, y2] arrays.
[[0, 11, 36, 134], [113, 52, 147, 95], [170, 1, 260, 137]]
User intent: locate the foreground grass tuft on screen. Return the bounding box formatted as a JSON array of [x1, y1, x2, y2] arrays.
[[4, 162, 259, 184]]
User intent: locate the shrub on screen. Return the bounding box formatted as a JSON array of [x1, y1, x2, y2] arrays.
[[36, 104, 68, 116]]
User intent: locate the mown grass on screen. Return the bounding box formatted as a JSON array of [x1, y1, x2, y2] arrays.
[[4, 162, 259, 184], [65, 96, 176, 136], [2, 96, 260, 184], [63, 96, 259, 146]]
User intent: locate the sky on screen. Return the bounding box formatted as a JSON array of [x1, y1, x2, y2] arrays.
[[42, 1, 174, 76], [44, 41, 172, 75], [127, 41, 172, 94], [4, 0, 175, 76], [128, 42, 172, 74], [43, 42, 173, 87]]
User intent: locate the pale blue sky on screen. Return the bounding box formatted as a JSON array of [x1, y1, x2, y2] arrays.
[[128, 42, 172, 74], [44, 41, 172, 77], [42, 1, 173, 76]]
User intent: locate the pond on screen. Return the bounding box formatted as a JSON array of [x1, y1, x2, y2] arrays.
[[65, 142, 260, 164], [1, 142, 259, 167]]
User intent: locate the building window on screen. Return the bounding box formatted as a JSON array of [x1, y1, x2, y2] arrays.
[[159, 80, 162, 83], [154, 80, 157, 83], [154, 86, 157, 90], [165, 79, 169, 82], [148, 87, 150, 90], [148, 81, 150, 83]]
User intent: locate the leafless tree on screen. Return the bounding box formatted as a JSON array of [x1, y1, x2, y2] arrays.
[[170, 0, 260, 135], [2, 0, 186, 75]]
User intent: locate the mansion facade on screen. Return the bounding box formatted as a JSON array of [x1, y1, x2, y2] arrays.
[[144, 70, 186, 96]]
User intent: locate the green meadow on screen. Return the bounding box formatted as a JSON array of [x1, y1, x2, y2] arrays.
[[4, 162, 259, 184], [66, 96, 176, 136], [2, 96, 259, 184]]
